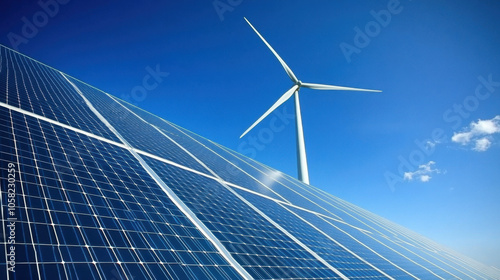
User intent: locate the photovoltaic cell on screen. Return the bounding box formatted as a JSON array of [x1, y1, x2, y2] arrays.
[[142, 157, 343, 279], [170, 129, 355, 219], [114, 100, 289, 202], [115, 100, 356, 221], [0, 46, 120, 143], [0, 107, 243, 280], [65, 76, 210, 175], [282, 185, 493, 279], [283, 204, 433, 280], [233, 189, 390, 279]]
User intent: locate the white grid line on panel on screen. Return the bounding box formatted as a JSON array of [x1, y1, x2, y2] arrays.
[[317, 193, 467, 277], [318, 214, 448, 280], [0, 98, 375, 246], [327, 195, 483, 280], [80, 134, 183, 279], [209, 140, 349, 221], [146, 123, 350, 280], [0, 101, 128, 150], [7, 50, 22, 113], [104, 94, 346, 278], [218, 145, 460, 279], [133, 144, 373, 237], [18, 48, 52, 120], [109, 96, 292, 205], [23, 116, 70, 279], [280, 203, 416, 280], [7, 60, 43, 279], [5, 109, 43, 279], [47, 121, 114, 279], [169, 119, 351, 222], [1, 48, 7, 105], [61, 72, 254, 280], [60, 74, 168, 279], [285, 207, 396, 279], [103, 96, 254, 280]]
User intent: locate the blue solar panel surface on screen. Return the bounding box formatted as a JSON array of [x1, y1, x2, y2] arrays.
[[0, 106, 243, 280], [234, 190, 389, 279], [142, 158, 342, 279], [1, 44, 500, 280], [0, 47, 121, 143], [65, 77, 210, 175]]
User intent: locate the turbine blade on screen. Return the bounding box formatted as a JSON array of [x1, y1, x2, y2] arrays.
[[240, 85, 299, 138], [244, 17, 299, 83], [301, 82, 382, 92]]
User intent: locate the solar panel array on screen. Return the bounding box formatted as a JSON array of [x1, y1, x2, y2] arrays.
[[1, 44, 499, 280]]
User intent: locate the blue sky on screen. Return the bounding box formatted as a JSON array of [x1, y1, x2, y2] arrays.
[[2, 0, 500, 268]]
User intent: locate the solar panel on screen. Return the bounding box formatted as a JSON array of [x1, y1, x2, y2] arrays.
[[0, 47, 121, 143], [1, 106, 243, 280], [1, 44, 499, 279]]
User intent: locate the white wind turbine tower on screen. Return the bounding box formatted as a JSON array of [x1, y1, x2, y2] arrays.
[[240, 18, 381, 185]]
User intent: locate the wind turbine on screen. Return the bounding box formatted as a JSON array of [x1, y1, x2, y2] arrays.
[[240, 18, 381, 185]]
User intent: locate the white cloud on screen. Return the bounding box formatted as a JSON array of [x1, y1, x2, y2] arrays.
[[473, 137, 491, 152], [420, 175, 431, 182], [451, 115, 500, 151], [472, 117, 500, 134], [451, 132, 472, 145], [404, 161, 441, 183]]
